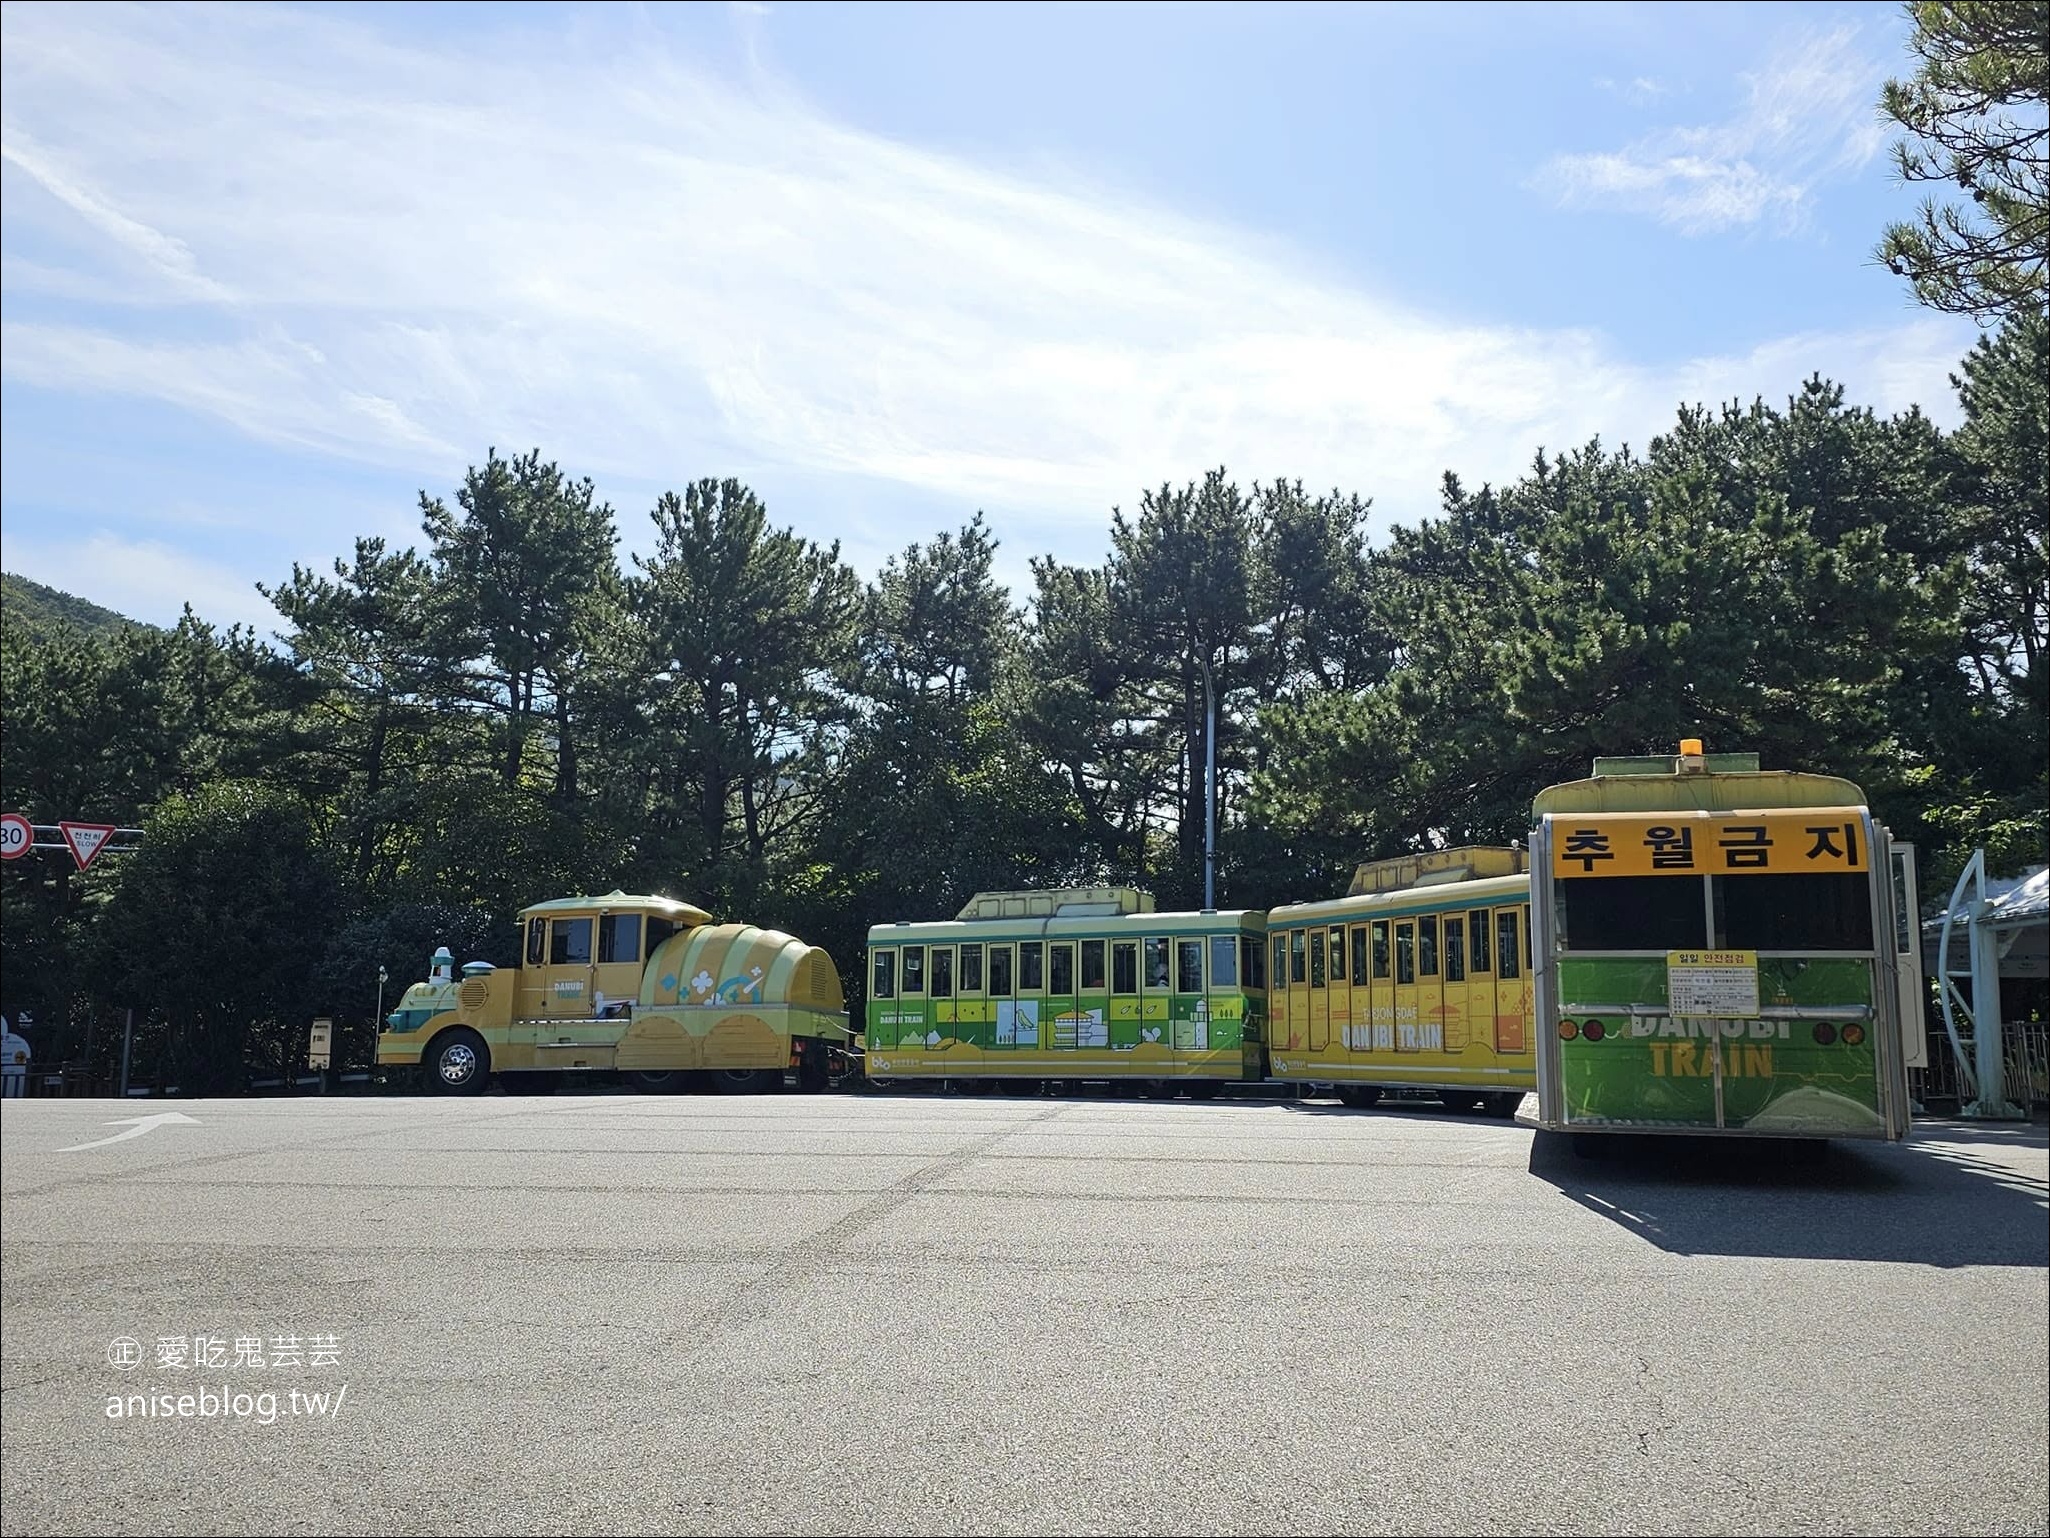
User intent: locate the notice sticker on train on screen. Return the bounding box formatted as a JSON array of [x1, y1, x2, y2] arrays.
[[1667, 950, 1759, 1018]]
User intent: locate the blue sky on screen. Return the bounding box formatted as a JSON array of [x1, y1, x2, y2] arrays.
[[0, 0, 1981, 633]]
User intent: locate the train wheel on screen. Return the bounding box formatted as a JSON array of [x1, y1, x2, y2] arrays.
[[427, 1029, 489, 1095], [1185, 1080, 1224, 1101], [1484, 1091, 1524, 1118], [1439, 1089, 1482, 1114], [795, 1044, 830, 1094], [999, 1079, 1044, 1098], [625, 1069, 687, 1093], [1337, 1085, 1383, 1109], [1142, 1079, 1179, 1100]]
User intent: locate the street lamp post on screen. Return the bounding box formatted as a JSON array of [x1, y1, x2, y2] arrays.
[[374, 966, 388, 1070]]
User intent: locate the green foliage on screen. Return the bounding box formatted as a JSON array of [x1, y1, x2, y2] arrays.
[[0, 571, 149, 642], [94, 783, 342, 1093], [1877, 1, 2050, 323]]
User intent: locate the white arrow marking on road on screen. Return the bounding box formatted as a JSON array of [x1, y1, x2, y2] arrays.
[[58, 1112, 200, 1153]]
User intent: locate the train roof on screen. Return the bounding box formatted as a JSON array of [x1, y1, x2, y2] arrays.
[[1270, 872, 1530, 923], [518, 890, 716, 927], [868, 908, 1264, 944]]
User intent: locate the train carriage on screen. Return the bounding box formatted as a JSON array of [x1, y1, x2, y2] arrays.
[[863, 887, 1267, 1095], [1265, 848, 1536, 1115]]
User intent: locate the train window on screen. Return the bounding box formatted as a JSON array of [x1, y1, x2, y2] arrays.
[[1244, 934, 1266, 990], [1468, 912, 1489, 972], [1020, 941, 1043, 991], [904, 945, 926, 994], [960, 942, 984, 992], [1309, 930, 1326, 988], [550, 918, 593, 966], [931, 947, 955, 998], [1372, 921, 1390, 980], [1178, 939, 1203, 993], [1113, 942, 1137, 994], [1419, 916, 1438, 977], [1556, 877, 1706, 952], [1715, 873, 1874, 951], [872, 950, 896, 999], [1146, 937, 1171, 990], [1351, 925, 1369, 986], [1212, 934, 1239, 988], [1050, 943, 1075, 994], [1328, 927, 1345, 982], [598, 914, 641, 964], [527, 918, 545, 966], [1495, 912, 1520, 980], [1444, 919, 1466, 982], [1395, 922, 1415, 985], [1272, 934, 1286, 990], [1081, 939, 1106, 990], [989, 945, 1013, 995], [646, 916, 685, 955], [1289, 929, 1307, 985]]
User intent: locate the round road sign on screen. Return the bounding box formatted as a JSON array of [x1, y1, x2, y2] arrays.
[[0, 813, 31, 860]]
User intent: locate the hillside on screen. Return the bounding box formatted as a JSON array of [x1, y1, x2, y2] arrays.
[[0, 572, 150, 642]]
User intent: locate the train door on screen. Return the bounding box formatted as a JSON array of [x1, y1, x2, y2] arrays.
[[1047, 941, 1077, 1050], [929, 946, 957, 1048], [1370, 920, 1392, 1050], [1494, 907, 1529, 1052], [958, 942, 986, 1054], [1264, 929, 1280, 1051], [1441, 911, 1469, 1051], [1080, 938, 1111, 1052], [527, 913, 617, 1069], [1466, 911, 1494, 1054], [1285, 930, 1308, 1051], [1323, 924, 1347, 1054], [1308, 927, 1330, 1051], [1173, 936, 1206, 1050], [1393, 919, 1418, 1050], [1016, 940, 1043, 1051], [1417, 914, 1444, 1052], [988, 943, 1016, 1051], [591, 911, 642, 1022], [1347, 925, 1371, 1052], [1143, 936, 1172, 1051], [1110, 940, 1140, 1051]]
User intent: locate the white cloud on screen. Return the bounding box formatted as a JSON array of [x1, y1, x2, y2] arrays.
[[0, 0, 1971, 609], [1539, 25, 1893, 235]]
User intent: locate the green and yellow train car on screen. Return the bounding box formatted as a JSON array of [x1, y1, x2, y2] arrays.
[[862, 888, 1268, 1096], [1265, 849, 1536, 1115]]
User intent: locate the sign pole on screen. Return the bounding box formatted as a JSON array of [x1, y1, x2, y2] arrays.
[[119, 1008, 134, 1098]]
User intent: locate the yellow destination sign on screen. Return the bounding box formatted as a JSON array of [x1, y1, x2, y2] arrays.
[[1550, 809, 1869, 878]]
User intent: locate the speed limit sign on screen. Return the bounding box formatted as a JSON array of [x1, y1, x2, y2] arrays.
[[0, 812, 31, 861]]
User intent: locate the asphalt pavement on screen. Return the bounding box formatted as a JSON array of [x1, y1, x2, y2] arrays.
[[1, 1088, 2044, 1536]]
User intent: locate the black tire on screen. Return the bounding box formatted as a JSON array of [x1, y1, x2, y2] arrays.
[[1440, 1089, 1482, 1114], [714, 1067, 783, 1094], [426, 1029, 490, 1095], [1142, 1079, 1179, 1100], [1337, 1085, 1384, 1109], [625, 1069, 688, 1092], [795, 1043, 830, 1094], [1484, 1091, 1524, 1119]]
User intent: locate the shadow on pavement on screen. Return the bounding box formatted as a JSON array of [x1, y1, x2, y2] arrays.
[[1526, 1119, 2048, 1266]]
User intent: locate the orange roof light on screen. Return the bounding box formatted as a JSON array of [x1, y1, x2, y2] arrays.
[[1679, 738, 1704, 756]]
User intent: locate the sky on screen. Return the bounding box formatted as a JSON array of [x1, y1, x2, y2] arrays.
[[0, 0, 1984, 635]]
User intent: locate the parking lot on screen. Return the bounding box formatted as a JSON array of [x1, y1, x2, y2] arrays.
[[2, 1091, 2045, 1536]]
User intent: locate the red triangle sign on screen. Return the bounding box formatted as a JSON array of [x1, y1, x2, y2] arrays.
[[59, 821, 117, 871]]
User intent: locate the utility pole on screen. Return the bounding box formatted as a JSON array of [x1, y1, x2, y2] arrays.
[[1201, 652, 1217, 912]]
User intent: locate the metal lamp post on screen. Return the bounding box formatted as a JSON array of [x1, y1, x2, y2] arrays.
[[374, 966, 388, 1069], [1200, 653, 1217, 912]]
